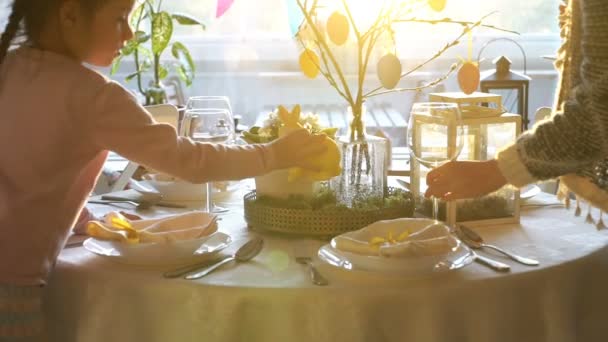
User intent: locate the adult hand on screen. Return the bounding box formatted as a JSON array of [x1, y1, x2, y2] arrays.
[[268, 128, 328, 171], [425, 160, 507, 200]]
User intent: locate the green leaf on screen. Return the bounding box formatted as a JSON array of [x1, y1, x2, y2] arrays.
[[172, 13, 206, 29], [171, 42, 195, 86], [126, 70, 143, 82], [134, 31, 150, 43], [121, 31, 150, 56], [158, 64, 169, 80], [130, 1, 150, 29], [136, 46, 154, 62], [110, 55, 122, 75], [152, 11, 173, 55]]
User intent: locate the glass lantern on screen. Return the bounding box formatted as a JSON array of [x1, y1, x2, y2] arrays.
[[410, 92, 522, 226]]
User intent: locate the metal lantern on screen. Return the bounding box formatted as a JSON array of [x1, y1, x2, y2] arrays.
[[478, 38, 531, 131], [410, 92, 522, 226]]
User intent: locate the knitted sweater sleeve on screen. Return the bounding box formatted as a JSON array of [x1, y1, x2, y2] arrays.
[[496, 0, 608, 187]]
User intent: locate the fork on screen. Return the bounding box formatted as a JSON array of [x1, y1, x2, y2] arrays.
[[296, 256, 329, 286]]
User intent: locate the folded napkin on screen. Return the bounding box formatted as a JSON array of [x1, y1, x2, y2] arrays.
[[86, 211, 218, 244], [331, 219, 457, 258]]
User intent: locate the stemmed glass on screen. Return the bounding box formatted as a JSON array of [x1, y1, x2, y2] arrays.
[[180, 107, 234, 213], [407, 102, 464, 221], [184, 96, 234, 138]]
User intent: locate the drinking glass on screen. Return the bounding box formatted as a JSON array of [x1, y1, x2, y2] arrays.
[[407, 102, 464, 221]]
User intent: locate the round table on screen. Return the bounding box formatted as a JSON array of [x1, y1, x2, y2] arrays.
[[45, 188, 608, 342]]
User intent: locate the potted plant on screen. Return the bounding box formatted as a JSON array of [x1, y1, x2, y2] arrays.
[[111, 0, 206, 105], [242, 105, 340, 199]]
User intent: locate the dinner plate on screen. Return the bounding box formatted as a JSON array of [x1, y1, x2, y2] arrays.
[[83, 232, 231, 266], [318, 218, 474, 275]]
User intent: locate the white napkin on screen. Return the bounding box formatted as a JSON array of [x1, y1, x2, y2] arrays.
[[331, 219, 457, 258], [87, 211, 217, 244]]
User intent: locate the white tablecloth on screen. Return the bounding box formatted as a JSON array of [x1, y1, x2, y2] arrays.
[[45, 188, 608, 342]]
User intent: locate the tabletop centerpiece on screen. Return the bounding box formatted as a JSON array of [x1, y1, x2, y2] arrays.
[[242, 105, 415, 237], [293, 0, 514, 207]]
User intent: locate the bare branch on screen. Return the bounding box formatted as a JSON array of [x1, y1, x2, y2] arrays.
[[367, 62, 461, 98], [296, 0, 355, 106]]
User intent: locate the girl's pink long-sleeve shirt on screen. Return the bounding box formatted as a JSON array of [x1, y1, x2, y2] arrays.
[[0, 47, 277, 285]]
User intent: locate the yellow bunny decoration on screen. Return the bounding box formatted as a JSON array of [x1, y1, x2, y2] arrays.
[[277, 105, 342, 182]]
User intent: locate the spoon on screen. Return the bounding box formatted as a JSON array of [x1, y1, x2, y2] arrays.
[[459, 225, 539, 266], [185, 237, 264, 280]]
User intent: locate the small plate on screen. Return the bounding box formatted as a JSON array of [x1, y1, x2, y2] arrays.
[[520, 185, 541, 200], [83, 232, 231, 266]]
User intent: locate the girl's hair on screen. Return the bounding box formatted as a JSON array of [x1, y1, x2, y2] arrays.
[[0, 0, 103, 65], [0, 0, 26, 64]]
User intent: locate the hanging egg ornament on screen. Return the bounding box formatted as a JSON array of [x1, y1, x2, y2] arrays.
[[457, 61, 480, 95], [326, 12, 349, 46], [377, 53, 402, 89], [428, 0, 447, 12], [299, 49, 320, 79]]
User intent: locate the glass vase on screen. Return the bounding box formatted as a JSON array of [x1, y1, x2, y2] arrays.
[[330, 105, 388, 207]]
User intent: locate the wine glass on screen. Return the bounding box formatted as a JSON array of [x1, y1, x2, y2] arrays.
[[407, 102, 464, 222], [184, 96, 234, 140], [180, 108, 234, 213]]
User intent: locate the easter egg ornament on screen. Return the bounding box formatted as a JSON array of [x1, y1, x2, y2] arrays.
[[428, 0, 447, 12], [377, 53, 402, 89], [458, 28, 479, 95], [458, 61, 480, 95], [326, 11, 349, 46], [299, 49, 320, 79]]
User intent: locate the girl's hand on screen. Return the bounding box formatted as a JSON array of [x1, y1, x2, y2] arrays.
[[425, 160, 507, 200], [268, 129, 328, 171]]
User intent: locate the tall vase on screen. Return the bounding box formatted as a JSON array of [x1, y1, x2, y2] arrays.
[[330, 104, 388, 207]]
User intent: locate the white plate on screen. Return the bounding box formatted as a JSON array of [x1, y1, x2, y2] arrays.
[[318, 218, 474, 275], [83, 232, 231, 266], [141, 179, 239, 202], [520, 185, 541, 200]]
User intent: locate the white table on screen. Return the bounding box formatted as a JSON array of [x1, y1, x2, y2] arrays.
[[45, 187, 608, 342]]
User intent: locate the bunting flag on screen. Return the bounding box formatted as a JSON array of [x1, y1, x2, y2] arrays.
[[285, 0, 304, 36], [216, 0, 235, 18]]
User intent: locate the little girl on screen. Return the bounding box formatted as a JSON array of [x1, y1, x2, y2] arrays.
[[0, 0, 328, 339], [426, 0, 608, 211]]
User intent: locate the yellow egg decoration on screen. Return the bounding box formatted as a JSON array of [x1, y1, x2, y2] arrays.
[[428, 0, 447, 12], [457, 61, 480, 95], [377, 53, 402, 89], [299, 49, 320, 79], [326, 11, 349, 46]]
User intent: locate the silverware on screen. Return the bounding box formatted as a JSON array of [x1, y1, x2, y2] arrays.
[[163, 256, 227, 278], [101, 195, 187, 209], [185, 237, 264, 280], [296, 256, 329, 286], [459, 225, 539, 266], [470, 251, 511, 272], [88, 199, 153, 210], [454, 229, 510, 272]]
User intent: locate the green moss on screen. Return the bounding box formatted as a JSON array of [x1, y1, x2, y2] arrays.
[[254, 187, 414, 213]]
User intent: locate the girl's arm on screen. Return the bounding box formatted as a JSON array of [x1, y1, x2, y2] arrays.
[[83, 82, 326, 184]]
